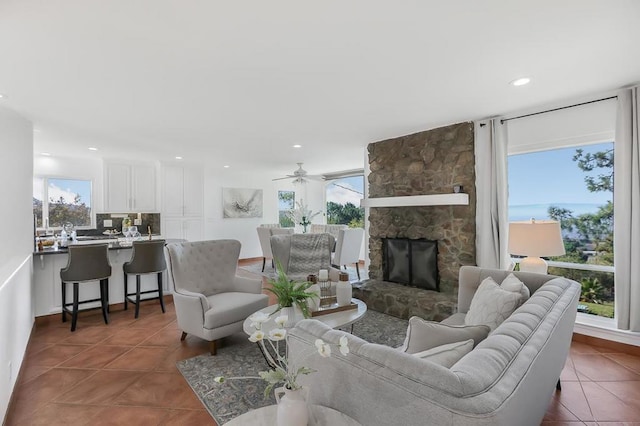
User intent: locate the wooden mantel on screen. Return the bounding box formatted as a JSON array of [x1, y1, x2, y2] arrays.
[[360, 193, 469, 208]]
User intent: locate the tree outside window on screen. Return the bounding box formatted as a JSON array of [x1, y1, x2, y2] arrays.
[[326, 176, 364, 228], [278, 191, 295, 227]]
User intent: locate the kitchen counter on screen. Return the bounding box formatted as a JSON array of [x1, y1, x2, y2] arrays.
[[33, 235, 181, 255], [32, 236, 183, 317]]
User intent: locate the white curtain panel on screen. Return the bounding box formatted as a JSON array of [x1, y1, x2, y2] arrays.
[[614, 86, 640, 332], [474, 119, 510, 270]]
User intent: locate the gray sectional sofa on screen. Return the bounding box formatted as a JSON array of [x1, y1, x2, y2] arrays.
[[288, 266, 580, 426]]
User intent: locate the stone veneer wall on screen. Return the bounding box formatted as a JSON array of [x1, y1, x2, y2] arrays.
[[365, 121, 476, 317]]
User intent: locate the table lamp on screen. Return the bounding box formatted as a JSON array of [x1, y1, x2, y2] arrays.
[[508, 219, 565, 274]]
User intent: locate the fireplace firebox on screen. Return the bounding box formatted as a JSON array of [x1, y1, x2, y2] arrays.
[[382, 238, 439, 291]]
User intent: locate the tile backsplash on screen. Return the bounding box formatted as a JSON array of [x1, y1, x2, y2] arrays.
[[87, 213, 161, 236]]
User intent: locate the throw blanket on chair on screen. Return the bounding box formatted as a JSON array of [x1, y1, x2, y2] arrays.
[[288, 233, 332, 277]]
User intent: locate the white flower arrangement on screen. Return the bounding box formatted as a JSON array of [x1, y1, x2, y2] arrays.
[[214, 312, 349, 398], [286, 199, 321, 231]]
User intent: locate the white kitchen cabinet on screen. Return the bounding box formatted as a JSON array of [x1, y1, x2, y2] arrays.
[[162, 217, 203, 241], [104, 161, 157, 212], [162, 165, 203, 217]]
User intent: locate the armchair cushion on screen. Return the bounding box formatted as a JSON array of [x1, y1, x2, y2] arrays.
[[204, 292, 271, 329]]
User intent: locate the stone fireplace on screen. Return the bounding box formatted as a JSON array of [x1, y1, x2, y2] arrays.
[[354, 121, 477, 320]]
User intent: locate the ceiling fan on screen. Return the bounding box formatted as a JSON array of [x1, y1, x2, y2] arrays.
[[272, 163, 323, 184]]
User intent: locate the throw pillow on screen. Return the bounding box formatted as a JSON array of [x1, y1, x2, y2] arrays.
[[412, 339, 474, 368], [500, 273, 530, 305], [401, 316, 490, 354], [465, 277, 522, 331]]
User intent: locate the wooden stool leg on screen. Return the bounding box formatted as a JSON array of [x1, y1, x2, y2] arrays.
[[71, 283, 79, 332], [123, 270, 128, 311], [158, 272, 165, 313], [262, 257, 266, 272], [355, 263, 360, 280], [135, 275, 141, 319], [61, 281, 67, 323], [101, 279, 109, 325], [209, 340, 217, 356], [180, 331, 188, 341]]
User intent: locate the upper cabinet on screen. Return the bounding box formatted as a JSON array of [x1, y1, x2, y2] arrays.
[[162, 164, 203, 217], [104, 161, 157, 212]]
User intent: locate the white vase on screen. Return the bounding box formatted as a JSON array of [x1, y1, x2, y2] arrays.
[[275, 386, 309, 426], [281, 306, 302, 328]]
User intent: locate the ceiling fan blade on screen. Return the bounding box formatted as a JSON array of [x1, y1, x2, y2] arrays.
[[272, 175, 295, 181]]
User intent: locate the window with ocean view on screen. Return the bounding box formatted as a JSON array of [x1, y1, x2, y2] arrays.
[[508, 142, 615, 318]]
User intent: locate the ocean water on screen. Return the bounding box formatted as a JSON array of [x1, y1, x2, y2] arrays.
[[508, 203, 606, 222]]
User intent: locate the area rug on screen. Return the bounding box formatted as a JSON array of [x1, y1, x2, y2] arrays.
[[176, 310, 407, 424], [240, 261, 368, 282]]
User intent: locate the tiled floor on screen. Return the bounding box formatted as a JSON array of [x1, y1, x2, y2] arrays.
[[4, 260, 640, 425]]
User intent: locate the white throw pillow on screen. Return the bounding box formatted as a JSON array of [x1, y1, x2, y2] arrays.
[[400, 316, 490, 354], [464, 277, 522, 331], [500, 273, 530, 305], [412, 339, 474, 368]]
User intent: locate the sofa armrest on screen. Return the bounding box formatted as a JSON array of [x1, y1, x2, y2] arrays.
[[233, 275, 263, 294]]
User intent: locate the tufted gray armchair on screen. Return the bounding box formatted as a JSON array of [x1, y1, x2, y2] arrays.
[[166, 239, 269, 355]]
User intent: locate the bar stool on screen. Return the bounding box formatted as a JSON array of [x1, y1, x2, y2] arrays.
[[60, 244, 112, 332], [123, 240, 167, 318]]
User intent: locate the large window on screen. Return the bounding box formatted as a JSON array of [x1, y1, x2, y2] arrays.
[[33, 177, 93, 228], [325, 176, 364, 228], [508, 142, 614, 318]]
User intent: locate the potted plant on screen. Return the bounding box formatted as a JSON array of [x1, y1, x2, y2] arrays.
[[266, 262, 318, 325]]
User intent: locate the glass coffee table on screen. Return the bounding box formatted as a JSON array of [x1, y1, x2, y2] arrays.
[[242, 298, 367, 336]]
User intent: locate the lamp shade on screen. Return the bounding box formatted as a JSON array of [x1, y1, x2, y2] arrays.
[[508, 220, 566, 257]]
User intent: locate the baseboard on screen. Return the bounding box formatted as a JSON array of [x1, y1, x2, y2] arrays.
[[34, 294, 174, 328], [572, 332, 640, 356], [3, 322, 36, 425]]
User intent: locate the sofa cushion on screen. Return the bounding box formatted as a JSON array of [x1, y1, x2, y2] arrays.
[[402, 316, 490, 354], [204, 292, 270, 329], [501, 273, 530, 305], [412, 339, 474, 368], [465, 277, 522, 331]]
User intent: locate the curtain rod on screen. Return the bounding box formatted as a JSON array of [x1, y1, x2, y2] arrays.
[[500, 96, 617, 125]]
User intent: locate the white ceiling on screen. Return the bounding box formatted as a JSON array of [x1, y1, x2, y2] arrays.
[[1, 0, 639, 179]]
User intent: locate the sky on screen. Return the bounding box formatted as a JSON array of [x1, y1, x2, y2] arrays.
[[508, 142, 613, 207], [33, 178, 92, 206], [326, 176, 364, 206]]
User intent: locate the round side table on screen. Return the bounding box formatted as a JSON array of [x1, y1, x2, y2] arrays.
[[224, 404, 361, 426]]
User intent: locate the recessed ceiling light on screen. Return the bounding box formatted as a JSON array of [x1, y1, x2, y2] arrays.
[[175, 156, 183, 160], [33, 128, 41, 133], [223, 165, 230, 168], [292, 144, 302, 148], [41, 152, 51, 156], [0, 93, 6, 99], [88, 147, 98, 151], [510, 77, 531, 87]]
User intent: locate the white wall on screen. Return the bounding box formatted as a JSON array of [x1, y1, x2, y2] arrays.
[[0, 106, 34, 420], [202, 165, 325, 259], [33, 155, 105, 213]]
